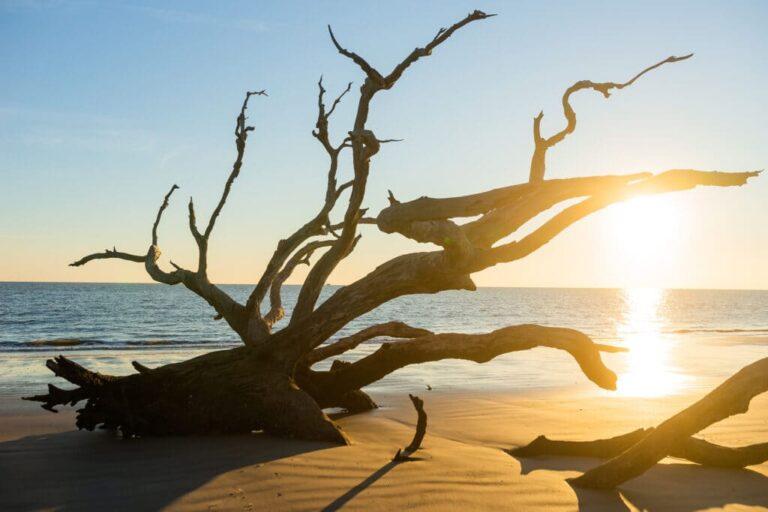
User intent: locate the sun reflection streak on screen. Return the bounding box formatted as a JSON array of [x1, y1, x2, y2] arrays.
[[615, 288, 686, 397]]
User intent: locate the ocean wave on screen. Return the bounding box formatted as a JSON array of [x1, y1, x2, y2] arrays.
[[0, 338, 239, 352], [23, 338, 92, 347], [670, 328, 768, 334]]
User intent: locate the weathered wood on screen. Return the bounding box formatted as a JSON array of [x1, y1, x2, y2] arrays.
[[33, 10, 759, 444], [570, 357, 768, 489], [25, 353, 349, 444], [309, 325, 626, 398], [511, 429, 768, 468], [393, 394, 427, 461]]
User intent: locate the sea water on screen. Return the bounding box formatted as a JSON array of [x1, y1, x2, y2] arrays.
[[1, 283, 767, 400]]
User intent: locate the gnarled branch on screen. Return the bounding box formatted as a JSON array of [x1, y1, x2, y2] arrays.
[[309, 325, 626, 396], [529, 54, 692, 182], [291, 10, 493, 325]]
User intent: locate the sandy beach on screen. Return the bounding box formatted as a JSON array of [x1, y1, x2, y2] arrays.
[[2, 383, 767, 512]]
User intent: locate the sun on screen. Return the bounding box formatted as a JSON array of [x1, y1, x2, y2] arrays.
[[603, 195, 685, 284]]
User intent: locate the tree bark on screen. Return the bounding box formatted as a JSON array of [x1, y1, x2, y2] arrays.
[[25, 351, 348, 444]]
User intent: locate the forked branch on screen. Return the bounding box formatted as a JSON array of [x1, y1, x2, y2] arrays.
[[244, 81, 355, 341], [264, 240, 335, 327], [68, 90, 268, 339], [291, 10, 494, 324]]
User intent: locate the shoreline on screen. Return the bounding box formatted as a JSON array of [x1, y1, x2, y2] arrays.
[[2, 387, 768, 511]]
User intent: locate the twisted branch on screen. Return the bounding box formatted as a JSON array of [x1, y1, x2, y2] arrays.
[[309, 325, 626, 396], [529, 54, 692, 182]]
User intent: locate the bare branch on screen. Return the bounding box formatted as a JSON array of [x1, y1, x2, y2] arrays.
[[310, 325, 625, 396], [151, 184, 179, 245], [305, 321, 433, 366], [462, 172, 650, 248], [327, 25, 385, 85], [204, 90, 267, 239], [70, 179, 249, 339], [474, 170, 760, 270], [383, 10, 495, 88], [529, 54, 693, 182], [244, 82, 354, 339], [71, 183, 181, 268], [70, 249, 145, 267], [290, 11, 493, 325]]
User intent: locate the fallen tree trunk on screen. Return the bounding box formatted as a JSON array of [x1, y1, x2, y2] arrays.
[[24, 351, 349, 444], [567, 357, 768, 489], [511, 429, 768, 468], [25, 324, 622, 444]]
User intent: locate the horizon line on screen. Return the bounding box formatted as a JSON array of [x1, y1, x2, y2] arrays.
[[1, 280, 766, 293]]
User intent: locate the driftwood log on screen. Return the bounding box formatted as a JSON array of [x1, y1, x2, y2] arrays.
[[512, 429, 768, 469], [25, 9, 759, 443], [393, 394, 428, 461], [510, 357, 768, 488]]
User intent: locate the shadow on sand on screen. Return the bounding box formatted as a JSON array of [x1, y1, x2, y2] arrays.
[[320, 460, 400, 511], [0, 429, 330, 511], [514, 454, 768, 512]]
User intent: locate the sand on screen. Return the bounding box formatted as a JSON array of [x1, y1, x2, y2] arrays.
[[1, 387, 768, 511]]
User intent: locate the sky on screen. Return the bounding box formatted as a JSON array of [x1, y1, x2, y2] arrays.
[[1, 0, 766, 289]]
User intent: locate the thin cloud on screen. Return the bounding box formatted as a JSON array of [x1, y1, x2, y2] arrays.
[[1, 0, 268, 32]]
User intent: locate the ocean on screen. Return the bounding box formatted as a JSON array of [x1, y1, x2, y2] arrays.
[[2, 283, 767, 401]]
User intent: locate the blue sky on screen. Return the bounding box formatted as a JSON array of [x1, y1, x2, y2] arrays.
[[1, 0, 766, 288]]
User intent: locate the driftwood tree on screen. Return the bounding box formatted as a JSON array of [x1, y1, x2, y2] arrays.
[[26, 11, 758, 444]]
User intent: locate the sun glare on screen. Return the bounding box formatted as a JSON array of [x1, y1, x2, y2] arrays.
[[605, 196, 684, 285], [615, 288, 686, 397]]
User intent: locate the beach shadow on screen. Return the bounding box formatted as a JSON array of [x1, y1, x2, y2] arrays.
[[0, 429, 330, 511], [321, 459, 404, 511], [511, 454, 768, 511]]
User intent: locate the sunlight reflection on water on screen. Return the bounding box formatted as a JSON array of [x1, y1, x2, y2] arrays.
[[615, 288, 688, 397]]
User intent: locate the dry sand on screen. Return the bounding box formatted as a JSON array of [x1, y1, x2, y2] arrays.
[[1, 387, 768, 511]]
